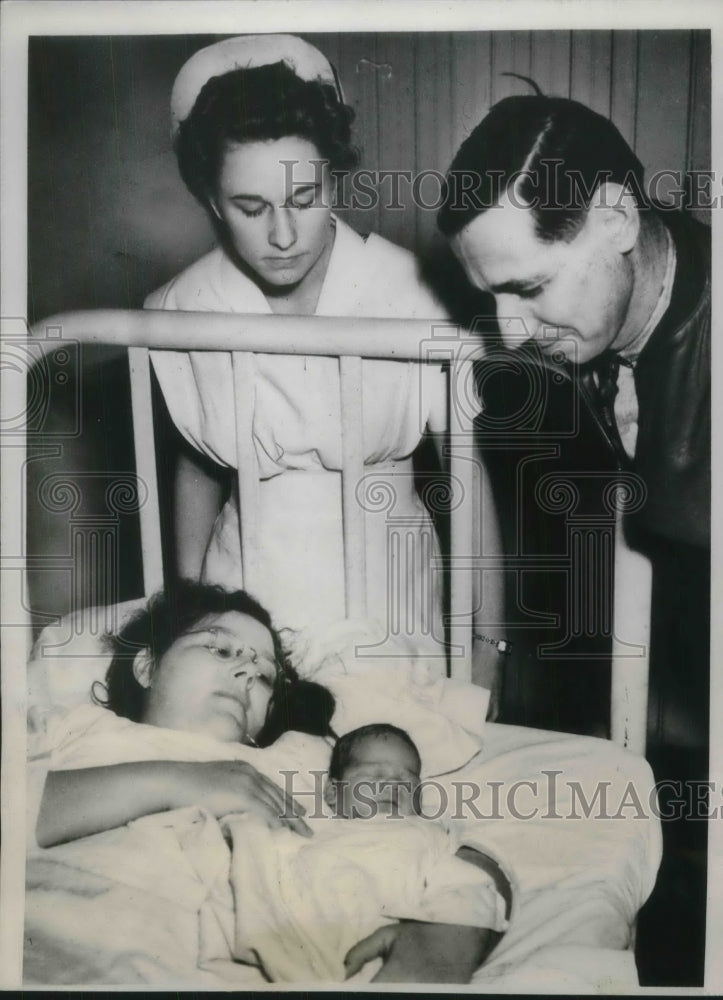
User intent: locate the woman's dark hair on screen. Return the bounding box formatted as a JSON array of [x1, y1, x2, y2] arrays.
[[93, 579, 335, 746], [176, 61, 359, 205], [438, 95, 648, 244], [328, 723, 421, 781]]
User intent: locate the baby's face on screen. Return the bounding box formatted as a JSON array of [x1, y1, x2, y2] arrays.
[[335, 734, 421, 818]]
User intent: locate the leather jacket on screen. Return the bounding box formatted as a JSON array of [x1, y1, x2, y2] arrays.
[[577, 209, 710, 550]]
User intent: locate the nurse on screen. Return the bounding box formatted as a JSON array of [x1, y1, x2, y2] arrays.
[[146, 35, 454, 657]]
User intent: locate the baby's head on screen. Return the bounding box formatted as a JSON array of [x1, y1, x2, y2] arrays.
[[324, 723, 422, 818]]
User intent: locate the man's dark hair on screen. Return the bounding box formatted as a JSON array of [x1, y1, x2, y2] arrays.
[[438, 95, 648, 243], [328, 723, 421, 781]]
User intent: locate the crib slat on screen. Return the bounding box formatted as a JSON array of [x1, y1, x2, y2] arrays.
[[231, 352, 260, 595], [449, 358, 474, 683], [128, 348, 164, 596], [339, 355, 367, 618], [39, 308, 656, 750], [610, 504, 652, 754]]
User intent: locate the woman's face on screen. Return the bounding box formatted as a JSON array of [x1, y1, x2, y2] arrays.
[[137, 610, 278, 743], [211, 136, 334, 291]]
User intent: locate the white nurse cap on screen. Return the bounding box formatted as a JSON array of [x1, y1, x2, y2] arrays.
[[171, 34, 344, 137]]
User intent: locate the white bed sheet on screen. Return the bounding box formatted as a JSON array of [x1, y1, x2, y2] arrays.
[[24, 612, 661, 988], [450, 723, 661, 989], [24, 720, 660, 988]]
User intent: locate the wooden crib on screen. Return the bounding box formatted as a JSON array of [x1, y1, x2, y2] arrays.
[[27, 308, 652, 753]]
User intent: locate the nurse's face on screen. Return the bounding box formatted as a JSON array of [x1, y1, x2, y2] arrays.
[[212, 136, 334, 291], [451, 189, 636, 365], [137, 610, 278, 744]]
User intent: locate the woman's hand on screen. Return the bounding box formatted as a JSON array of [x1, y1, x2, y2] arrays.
[[171, 760, 310, 835], [37, 759, 310, 848], [344, 925, 400, 979]]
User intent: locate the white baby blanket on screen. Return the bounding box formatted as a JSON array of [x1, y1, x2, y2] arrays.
[[225, 813, 508, 982]]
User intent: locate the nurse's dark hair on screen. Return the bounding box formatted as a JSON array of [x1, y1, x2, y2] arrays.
[[438, 95, 648, 243], [176, 61, 359, 204], [93, 579, 335, 746], [328, 723, 421, 781]]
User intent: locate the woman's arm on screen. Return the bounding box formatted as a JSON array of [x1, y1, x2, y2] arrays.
[[456, 844, 513, 920], [344, 845, 511, 983], [174, 446, 226, 579], [360, 921, 495, 983], [36, 760, 310, 848], [472, 450, 507, 721], [427, 418, 508, 721], [344, 921, 496, 984]]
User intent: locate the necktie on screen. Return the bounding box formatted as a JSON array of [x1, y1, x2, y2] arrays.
[[578, 351, 632, 467], [596, 351, 621, 430]]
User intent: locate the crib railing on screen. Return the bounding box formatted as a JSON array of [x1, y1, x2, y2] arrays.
[[29, 309, 651, 752]]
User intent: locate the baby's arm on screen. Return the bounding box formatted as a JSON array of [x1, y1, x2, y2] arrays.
[[37, 760, 309, 847]]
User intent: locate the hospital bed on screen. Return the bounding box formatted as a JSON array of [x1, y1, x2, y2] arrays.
[[23, 309, 660, 988]]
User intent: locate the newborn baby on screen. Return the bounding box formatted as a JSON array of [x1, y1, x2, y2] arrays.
[[226, 723, 509, 982]]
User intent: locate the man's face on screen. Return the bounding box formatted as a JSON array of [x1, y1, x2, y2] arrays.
[[451, 190, 635, 365]]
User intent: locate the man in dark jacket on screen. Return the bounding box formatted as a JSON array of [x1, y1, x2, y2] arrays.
[[438, 95, 710, 985]]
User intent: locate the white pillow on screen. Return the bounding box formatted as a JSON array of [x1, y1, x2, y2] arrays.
[[27, 599, 146, 735], [285, 619, 488, 778], [28, 607, 489, 778]]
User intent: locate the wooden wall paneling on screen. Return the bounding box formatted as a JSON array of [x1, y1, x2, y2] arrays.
[[569, 31, 612, 116], [450, 32, 492, 150], [334, 32, 381, 238], [609, 31, 638, 150], [304, 32, 343, 230], [635, 31, 692, 205], [490, 32, 533, 105], [687, 32, 711, 172], [687, 31, 712, 223], [375, 33, 418, 250], [415, 33, 454, 250], [529, 31, 572, 98]]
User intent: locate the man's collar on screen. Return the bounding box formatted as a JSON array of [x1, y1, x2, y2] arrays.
[[619, 225, 676, 364]]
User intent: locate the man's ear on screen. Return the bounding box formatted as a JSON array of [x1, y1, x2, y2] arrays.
[[591, 183, 640, 253], [132, 649, 154, 689]]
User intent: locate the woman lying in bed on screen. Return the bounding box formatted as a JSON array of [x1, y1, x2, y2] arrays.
[[34, 581, 509, 983]]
